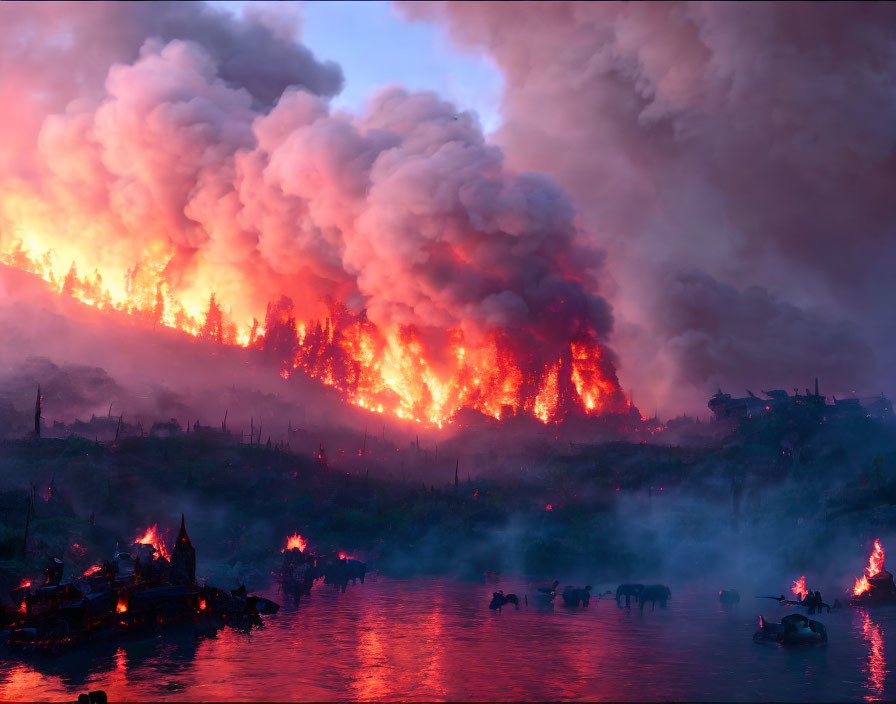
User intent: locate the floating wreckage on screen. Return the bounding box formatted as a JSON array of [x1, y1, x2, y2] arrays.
[[1, 516, 278, 655], [754, 614, 828, 646], [850, 539, 896, 607], [757, 575, 836, 614]]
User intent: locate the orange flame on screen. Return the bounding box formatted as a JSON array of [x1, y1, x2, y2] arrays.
[[286, 533, 307, 552], [18, 600, 27, 614], [199, 599, 207, 611], [337, 551, 355, 561], [854, 539, 886, 597], [17, 579, 31, 589], [116, 597, 128, 613], [136, 524, 170, 561], [0, 240, 627, 426], [792, 575, 808, 600], [83, 565, 103, 577]]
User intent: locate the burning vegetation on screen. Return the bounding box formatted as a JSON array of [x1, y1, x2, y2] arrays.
[[0, 250, 628, 427]]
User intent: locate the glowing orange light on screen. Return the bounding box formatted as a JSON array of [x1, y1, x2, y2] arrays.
[[136, 524, 170, 560], [18, 600, 27, 614], [863, 612, 886, 697], [854, 539, 886, 597], [17, 579, 31, 589], [285, 533, 308, 552], [0, 239, 628, 426], [199, 599, 207, 611], [116, 598, 128, 613], [83, 565, 103, 577], [792, 575, 808, 600]]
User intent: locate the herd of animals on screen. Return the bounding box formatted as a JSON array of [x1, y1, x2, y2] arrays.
[[488, 581, 672, 613], [279, 548, 367, 599]]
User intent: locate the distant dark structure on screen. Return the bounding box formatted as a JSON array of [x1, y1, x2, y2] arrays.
[[169, 515, 196, 585], [34, 385, 41, 438], [709, 378, 892, 422]]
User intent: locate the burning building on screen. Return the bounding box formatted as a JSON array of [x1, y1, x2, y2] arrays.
[[2, 517, 277, 654], [169, 515, 196, 586]]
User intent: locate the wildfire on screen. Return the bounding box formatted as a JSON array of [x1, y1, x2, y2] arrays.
[[337, 551, 355, 561], [136, 525, 170, 561], [18, 600, 27, 614], [83, 565, 103, 577], [285, 533, 308, 552], [792, 575, 808, 600], [0, 240, 628, 426], [854, 539, 886, 597], [116, 598, 128, 613], [17, 579, 31, 589], [199, 599, 207, 611]]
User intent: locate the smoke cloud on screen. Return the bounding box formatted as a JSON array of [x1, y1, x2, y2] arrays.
[[402, 1, 896, 415], [0, 0, 622, 414]]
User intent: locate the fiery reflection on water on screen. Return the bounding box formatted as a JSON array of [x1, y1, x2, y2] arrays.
[[863, 612, 886, 701]]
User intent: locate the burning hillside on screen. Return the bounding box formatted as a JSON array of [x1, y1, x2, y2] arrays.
[[0, 7, 627, 428]]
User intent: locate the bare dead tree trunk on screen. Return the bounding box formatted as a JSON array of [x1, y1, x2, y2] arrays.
[[34, 385, 41, 438], [22, 484, 34, 560]]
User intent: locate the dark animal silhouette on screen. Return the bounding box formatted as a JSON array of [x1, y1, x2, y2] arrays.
[[616, 583, 644, 608], [344, 559, 367, 585], [562, 585, 592, 607], [489, 590, 520, 612], [537, 580, 560, 597], [639, 584, 672, 612], [719, 589, 740, 604], [804, 590, 831, 614]]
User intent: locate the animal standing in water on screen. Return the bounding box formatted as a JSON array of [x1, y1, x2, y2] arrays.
[[719, 589, 740, 604], [639, 584, 672, 612], [616, 583, 644, 608], [489, 590, 520, 612], [562, 585, 592, 607]]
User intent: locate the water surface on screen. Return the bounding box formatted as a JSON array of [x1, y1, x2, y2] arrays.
[[1, 576, 893, 701]]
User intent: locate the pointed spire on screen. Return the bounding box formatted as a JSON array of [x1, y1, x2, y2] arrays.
[[178, 513, 190, 543]]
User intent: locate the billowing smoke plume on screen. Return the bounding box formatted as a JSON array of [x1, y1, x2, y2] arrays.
[[402, 1, 896, 415], [0, 1, 626, 424]]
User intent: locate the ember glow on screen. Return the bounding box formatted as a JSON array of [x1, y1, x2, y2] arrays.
[[83, 565, 103, 577], [286, 533, 308, 553], [17, 579, 31, 589], [854, 539, 886, 597], [136, 525, 170, 561], [116, 597, 128, 614], [792, 575, 808, 600]]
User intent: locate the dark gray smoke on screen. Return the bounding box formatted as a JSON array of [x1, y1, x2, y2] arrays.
[[401, 1, 896, 415]]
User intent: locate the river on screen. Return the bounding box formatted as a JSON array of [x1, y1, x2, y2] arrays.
[[0, 575, 893, 701]]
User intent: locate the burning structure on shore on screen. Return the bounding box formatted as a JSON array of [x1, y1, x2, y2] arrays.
[[850, 540, 896, 608], [1, 517, 277, 655]]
